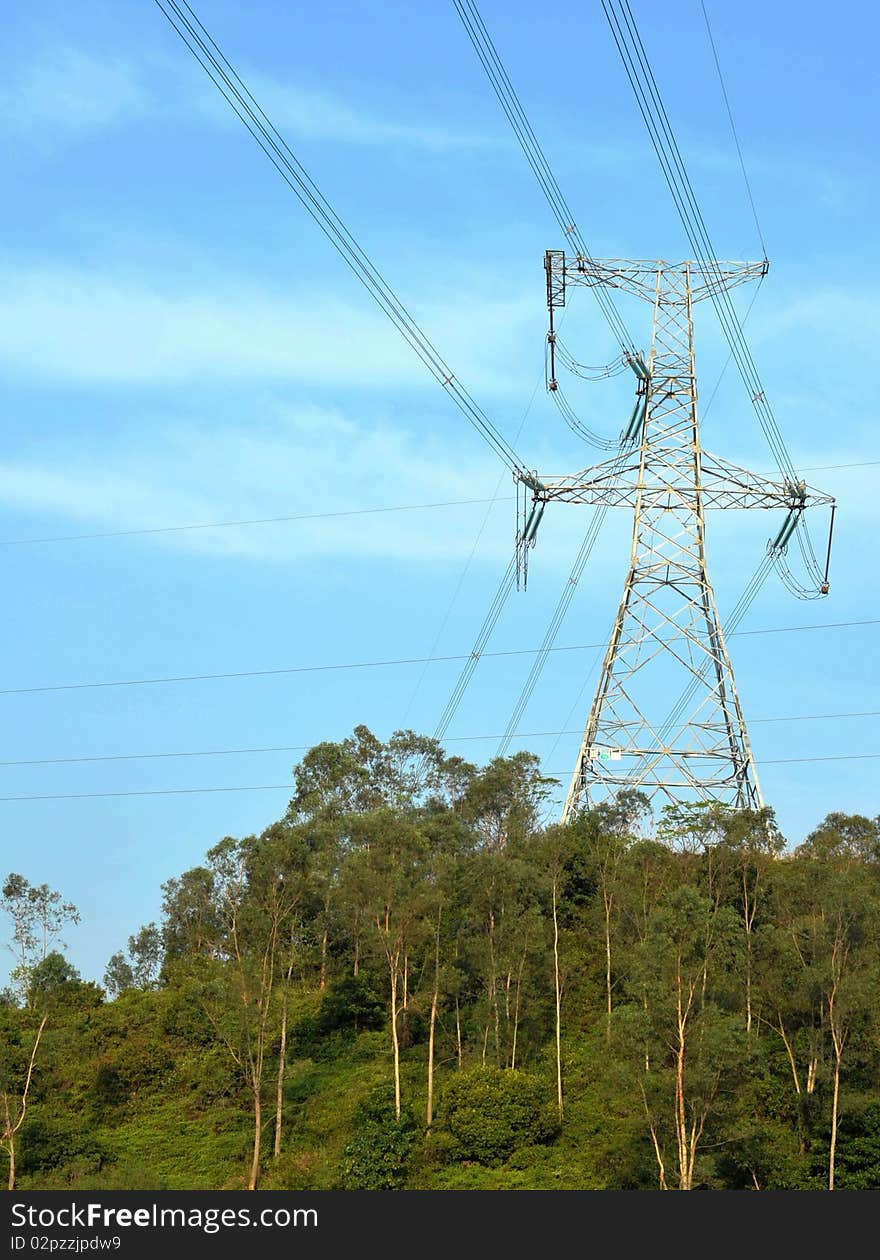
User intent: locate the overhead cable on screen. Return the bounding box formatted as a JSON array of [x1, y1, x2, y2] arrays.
[[452, 0, 640, 359], [3, 616, 876, 698], [153, 0, 528, 478], [3, 749, 878, 803]]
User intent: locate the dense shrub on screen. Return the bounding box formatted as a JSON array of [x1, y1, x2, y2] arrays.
[[339, 1087, 418, 1189], [19, 1114, 107, 1175], [316, 975, 385, 1036], [438, 1067, 560, 1165]]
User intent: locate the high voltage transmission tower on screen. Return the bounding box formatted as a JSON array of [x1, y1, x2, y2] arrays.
[[521, 253, 835, 819], [155, 0, 840, 822]]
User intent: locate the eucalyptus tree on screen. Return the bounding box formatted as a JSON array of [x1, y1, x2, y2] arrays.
[[342, 807, 432, 1120], [462, 751, 554, 851], [2, 875, 80, 1006], [457, 845, 545, 1072], [0, 1006, 47, 1189], [534, 825, 573, 1117], [1, 875, 78, 1188], [166, 830, 309, 1189], [616, 885, 744, 1189], [792, 813, 880, 1189], [567, 790, 650, 1030], [104, 924, 162, 997], [285, 726, 458, 988], [418, 807, 474, 1128], [658, 802, 785, 1033]]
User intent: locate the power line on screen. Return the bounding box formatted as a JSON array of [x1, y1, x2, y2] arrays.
[[0, 497, 512, 548], [798, 459, 880, 473], [3, 709, 877, 770], [3, 618, 875, 698], [452, 0, 640, 358], [0, 456, 862, 549], [2, 749, 878, 803], [0, 784, 297, 802], [496, 487, 624, 754], [699, 0, 767, 257], [152, 0, 528, 478], [601, 0, 805, 498], [0, 460, 873, 551], [402, 360, 547, 726]]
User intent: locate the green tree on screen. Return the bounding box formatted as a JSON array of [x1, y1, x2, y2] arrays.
[[2, 875, 80, 1006], [103, 953, 135, 998], [0, 1007, 47, 1189], [463, 752, 553, 851], [617, 885, 745, 1189], [438, 1066, 559, 1165], [568, 790, 649, 1032], [104, 923, 162, 997], [793, 814, 880, 1189], [343, 808, 431, 1120]]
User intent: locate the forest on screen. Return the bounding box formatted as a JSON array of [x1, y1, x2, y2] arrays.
[[2, 725, 878, 1192]]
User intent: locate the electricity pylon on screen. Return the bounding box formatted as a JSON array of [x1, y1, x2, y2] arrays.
[[523, 253, 835, 821]]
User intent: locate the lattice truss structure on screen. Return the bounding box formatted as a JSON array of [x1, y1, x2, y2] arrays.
[[527, 253, 835, 821]]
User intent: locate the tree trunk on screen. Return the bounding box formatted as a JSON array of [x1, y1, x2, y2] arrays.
[[510, 935, 528, 1072], [674, 955, 690, 1190], [603, 885, 613, 1035], [319, 923, 328, 991], [743, 868, 754, 1035], [828, 978, 846, 1191], [745, 936, 753, 1035], [249, 1086, 262, 1190], [639, 1081, 668, 1190], [552, 879, 564, 1118], [390, 957, 402, 1121], [1, 1015, 47, 1193], [488, 909, 500, 1066], [675, 1039, 688, 1189], [829, 1049, 842, 1191], [504, 969, 512, 1065], [426, 906, 442, 1128], [274, 990, 288, 1159]]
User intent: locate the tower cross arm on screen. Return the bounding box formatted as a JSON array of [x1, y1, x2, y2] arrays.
[[551, 256, 768, 303], [697, 451, 835, 511], [525, 448, 835, 513]]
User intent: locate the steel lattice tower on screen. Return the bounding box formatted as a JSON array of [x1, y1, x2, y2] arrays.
[[525, 253, 834, 821]]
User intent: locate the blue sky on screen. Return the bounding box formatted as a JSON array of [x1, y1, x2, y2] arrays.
[[1, 0, 877, 987]]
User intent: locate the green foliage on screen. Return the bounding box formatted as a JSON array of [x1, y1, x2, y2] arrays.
[[339, 1087, 418, 1189], [5, 745, 880, 1192], [832, 1102, 880, 1189], [316, 975, 386, 1036], [19, 1112, 107, 1176], [2, 874, 80, 1004], [103, 953, 135, 998], [31, 953, 102, 1009], [437, 1066, 560, 1165], [293, 975, 385, 1060]]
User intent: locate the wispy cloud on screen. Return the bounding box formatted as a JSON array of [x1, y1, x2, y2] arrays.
[[749, 289, 880, 347], [1, 41, 493, 152], [244, 73, 493, 150], [0, 403, 508, 565], [0, 45, 152, 141], [0, 264, 537, 393], [0, 391, 637, 573]]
